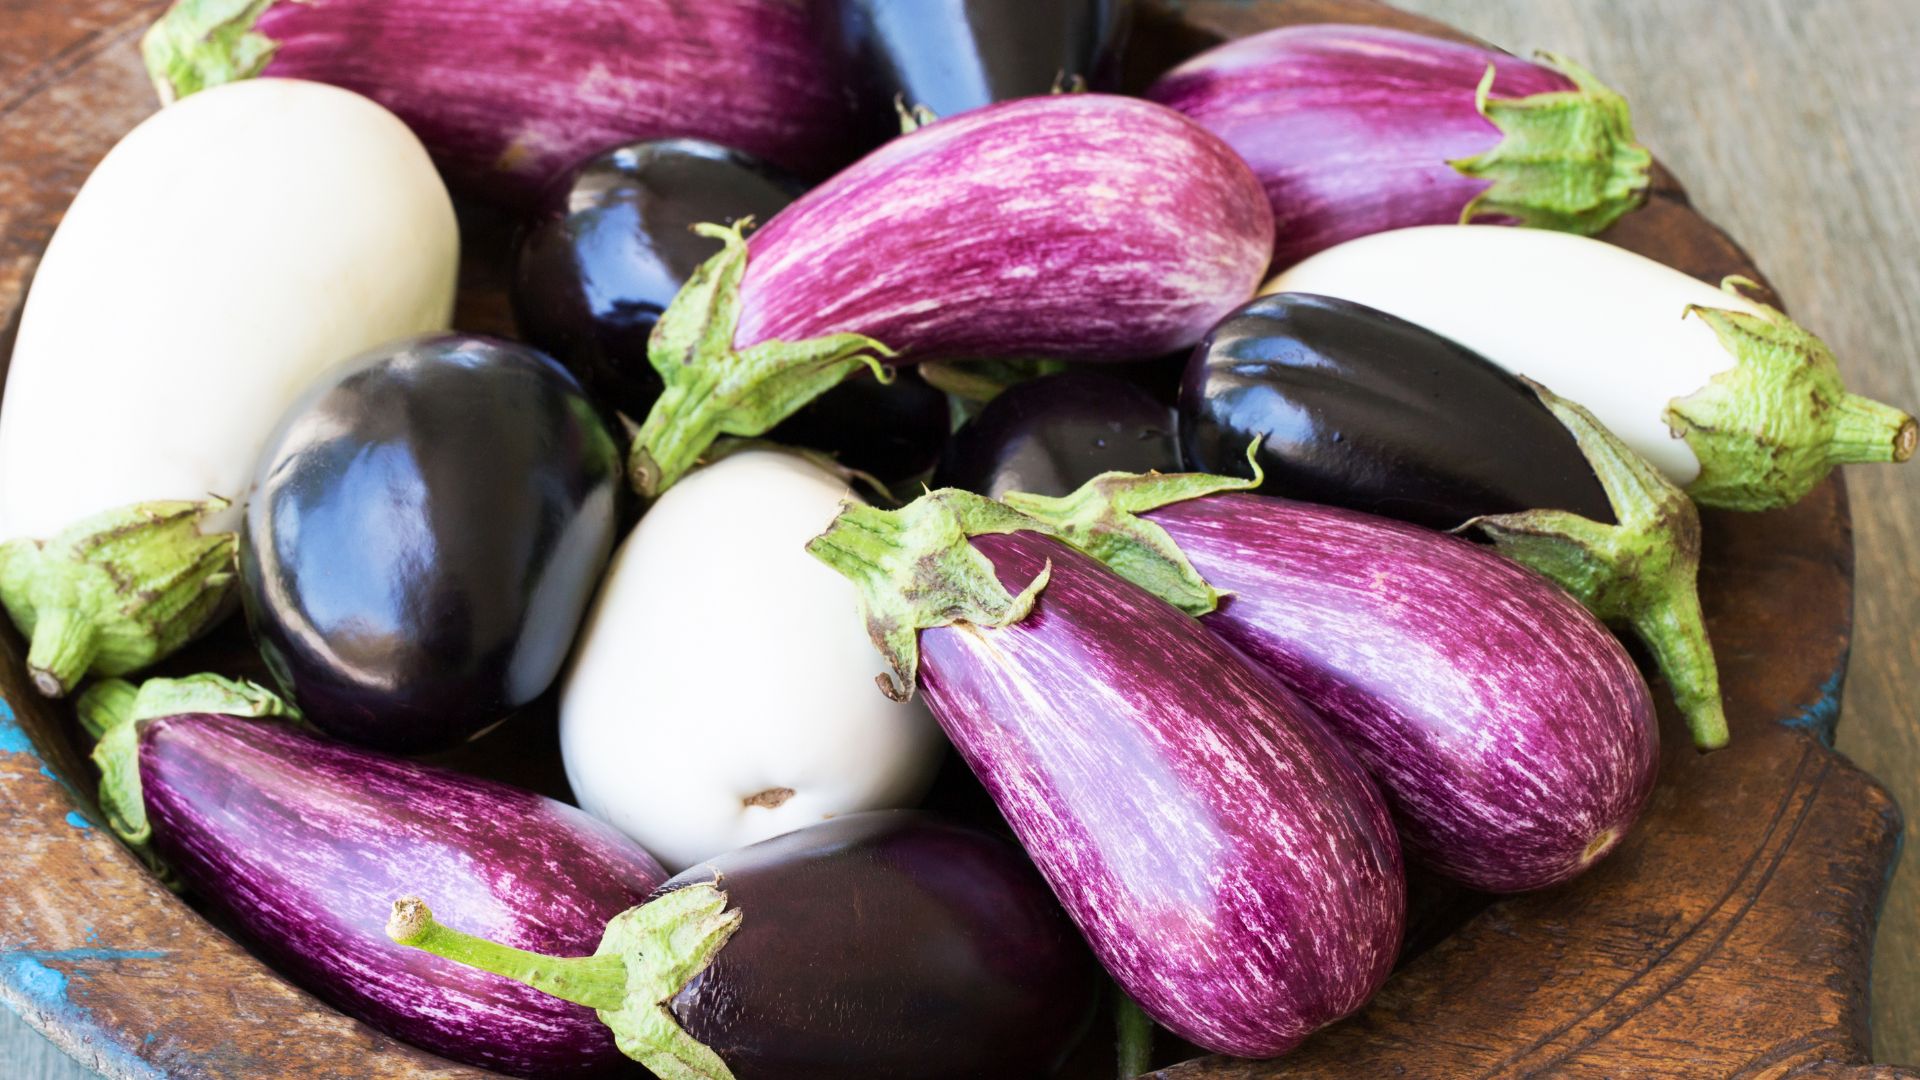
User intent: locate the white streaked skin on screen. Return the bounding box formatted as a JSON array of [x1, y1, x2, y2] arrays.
[[1265, 224, 1764, 485], [0, 78, 459, 542], [560, 451, 945, 871]]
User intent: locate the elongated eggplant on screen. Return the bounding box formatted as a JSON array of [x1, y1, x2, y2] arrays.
[[808, 492, 1404, 1058], [624, 94, 1273, 496], [934, 372, 1180, 498], [388, 811, 1100, 1079], [1147, 24, 1649, 268], [240, 334, 622, 753], [1268, 225, 1915, 509], [1005, 474, 1661, 891], [81, 675, 666, 1077], [142, 0, 856, 205], [513, 139, 948, 482], [1180, 293, 1613, 529], [0, 79, 457, 697]]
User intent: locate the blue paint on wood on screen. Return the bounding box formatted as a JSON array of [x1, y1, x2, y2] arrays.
[[0, 694, 33, 755], [1782, 663, 1848, 746], [8, 949, 167, 965], [62, 811, 90, 831], [1, 953, 169, 1079]]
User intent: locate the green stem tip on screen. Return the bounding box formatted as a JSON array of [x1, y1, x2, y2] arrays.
[[1114, 988, 1157, 1078]]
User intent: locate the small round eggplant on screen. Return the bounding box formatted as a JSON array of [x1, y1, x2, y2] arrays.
[[933, 372, 1180, 498], [240, 334, 623, 753], [1180, 293, 1614, 530], [389, 811, 1100, 1080]]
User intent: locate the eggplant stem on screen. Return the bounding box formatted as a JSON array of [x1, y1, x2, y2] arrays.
[[387, 897, 628, 1012], [24, 605, 97, 698], [1632, 590, 1729, 750], [1114, 989, 1156, 1077]]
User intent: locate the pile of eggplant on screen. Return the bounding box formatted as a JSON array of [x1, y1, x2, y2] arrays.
[[2, 2, 1910, 1077]]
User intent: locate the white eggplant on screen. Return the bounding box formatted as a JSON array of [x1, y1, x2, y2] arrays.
[[560, 450, 944, 871], [0, 79, 458, 696], [1265, 225, 1913, 510]]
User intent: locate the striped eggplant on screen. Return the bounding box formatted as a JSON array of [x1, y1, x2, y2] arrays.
[[1006, 471, 1662, 892], [140, 0, 857, 205], [1147, 24, 1650, 269], [624, 93, 1273, 496], [387, 811, 1100, 1079], [80, 675, 666, 1077], [807, 492, 1404, 1058]]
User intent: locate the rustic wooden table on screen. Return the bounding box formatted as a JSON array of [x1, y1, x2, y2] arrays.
[[2, 0, 1914, 1076]]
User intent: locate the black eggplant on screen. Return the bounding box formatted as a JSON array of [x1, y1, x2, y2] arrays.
[[512, 138, 948, 482], [1179, 293, 1615, 529], [388, 811, 1100, 1080], [933, 372, 1180, 498], [239, 334, 623, 754]]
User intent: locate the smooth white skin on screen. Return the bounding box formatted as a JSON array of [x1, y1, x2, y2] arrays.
[[560, 451, 946, 871], [0, 79, 459, 541], [1265, 225, 1768, 485]]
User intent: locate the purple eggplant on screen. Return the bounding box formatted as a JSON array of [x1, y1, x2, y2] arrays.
[[1004, 475, 1661, 893], [141, 0, 856, 206], [934, 372, 1181, 498], [81, 676, 666, 1077], [624, 93, 1273, 496], [387, 811, 1100, 1079], [806, 492, 1404, 1058], [1147, 24, 1650, 269]]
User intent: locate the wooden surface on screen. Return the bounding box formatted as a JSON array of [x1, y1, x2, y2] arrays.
[[0, 1, 1913, 1078]]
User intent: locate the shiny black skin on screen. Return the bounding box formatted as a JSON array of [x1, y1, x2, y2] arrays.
[[665, 811, 1099, 1080], [1179, 293, 1615, 530], [240, 335, 624, 754], [512, 138, 948, 482], [812, 0, 1133, 146], [934, 372, 1180, 499]]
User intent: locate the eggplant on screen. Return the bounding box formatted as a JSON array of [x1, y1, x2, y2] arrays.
[[513, 139, 948, 482], [240, 334, 622, 753], [142, 0, 857, 206], [934, 372, 1180, 498], [811, 0, 1132, 143], [0, 80, 457, 698], [388, 811, 1100, 1079], [1268, 225, 1915, 509], [1147, 24, 1650, 268], [81, 675, 667, 1077], [807, 492, 1404, 1058], [623, 93, 1273, 496], [1179, 292, 1614, 529], [1004, 473, 1661, 891]]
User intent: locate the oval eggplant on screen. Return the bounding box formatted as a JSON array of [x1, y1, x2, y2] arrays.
[[1147, 24, 1649, 268], [1179, 292, 1614, 529], [934, 372, 1180, 498], [82, 681, 666, 1077], [389, 811, 1100, 1079], [807, 492, 1405, 1058], [241, 334, 623, 753], [142, 0, 857, 205]]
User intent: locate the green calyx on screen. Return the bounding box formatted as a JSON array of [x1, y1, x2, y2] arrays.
[[140, 0, 279, 104], [0, 499, 238, 699], [1465, 382, 1728, 751], [627, 219, 897, 499], [894, 96, 940, 134], [1451, 53, 1652, 235], [387, 885, 744, 1080], [1669, 277, 1917, 510], [805, 490, 1053, 702]]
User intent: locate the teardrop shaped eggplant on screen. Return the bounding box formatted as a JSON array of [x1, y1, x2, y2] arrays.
[[933, 372, 1180, 498], [1179, 292, 1615, 529], [240, 334, 623, 753]]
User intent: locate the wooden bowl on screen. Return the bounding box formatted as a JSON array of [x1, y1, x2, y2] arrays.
[[0, 1, 1908, 1076]]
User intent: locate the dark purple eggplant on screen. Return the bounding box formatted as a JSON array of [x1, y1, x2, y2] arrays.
[[1179, 292, 1614, 530], [82, 676, 665, 1077], [142, 0, 858, 206], [1147, 24, 1650, 268], [807, 492, 1404, 1058], [933, 372, 1180, 498], [387, 811, 1100, 1080], [240, 334, 622, 753]]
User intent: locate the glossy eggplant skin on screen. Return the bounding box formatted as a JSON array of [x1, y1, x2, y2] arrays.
[[812, 0, 1132, 146], [1179, 293, 1614, 530], [933, 372, 1180, 498], [663, 811, 1099, 1080], [240, 334, 623, 753]]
